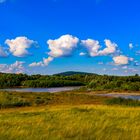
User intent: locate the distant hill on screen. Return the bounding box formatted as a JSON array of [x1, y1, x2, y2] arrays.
[[53, 71, 97, 76]]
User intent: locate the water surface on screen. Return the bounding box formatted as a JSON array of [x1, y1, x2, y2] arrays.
[[1, 87, 80, 93], [98, 94, 140, 101]]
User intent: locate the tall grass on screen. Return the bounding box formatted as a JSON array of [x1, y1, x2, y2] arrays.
[[1, 91, 140, 139], [0, 105, 140, 140]]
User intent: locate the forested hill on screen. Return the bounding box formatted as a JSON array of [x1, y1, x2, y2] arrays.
[[53, 71, 97, 76], [0, 72, 140, 91]]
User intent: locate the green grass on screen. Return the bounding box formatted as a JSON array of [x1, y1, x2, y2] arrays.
[[0, 105, 140, 140]]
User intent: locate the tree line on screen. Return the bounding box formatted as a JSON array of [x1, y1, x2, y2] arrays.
[[0, 72, 140, 91]]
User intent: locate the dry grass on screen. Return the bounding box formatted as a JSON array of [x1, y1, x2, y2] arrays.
[[0, 105, 140, 140]]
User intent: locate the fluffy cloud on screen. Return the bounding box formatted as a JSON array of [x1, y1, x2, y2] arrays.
[[0, 61, 25, 73], [29, 37, 119, 68], [81, 39, 101, 56], [98, 39, 117, 55], [30, 35, 79, 67], [29, 57, 53, 67], [29, 35, 79, 67], [5, 36, 37, 57], [81, 39, 117, 56], [0, 47, 8, 57], [47, 34, 79, 57], [113, 55, 129, 65], [2, 34, 136, 72]]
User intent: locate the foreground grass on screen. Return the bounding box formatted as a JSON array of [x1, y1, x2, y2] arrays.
[[0, 105, 140, 140], [0, 91, 140, 140]]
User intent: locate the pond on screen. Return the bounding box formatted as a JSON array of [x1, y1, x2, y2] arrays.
[[0, 87, 80, 93]]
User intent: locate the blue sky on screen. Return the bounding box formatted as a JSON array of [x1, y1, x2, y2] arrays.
[[0, 0, 140, 75]]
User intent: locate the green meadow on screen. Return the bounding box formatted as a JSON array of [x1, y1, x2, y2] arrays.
[[0, 91, 140, 140]]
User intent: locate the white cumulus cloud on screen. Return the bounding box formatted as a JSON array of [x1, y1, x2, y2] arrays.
[[81, 39, 101, 56], [47, 34, 79, 58], [0, 61, 25, 73], [5, 36, 37, 57], [98, 39, 117, 55], [29, 37, 120, 68], [30, 35, 79, 67], [29, 57, 53, 67], [81, 39, 117, 57], [113, 55, 129, 65]]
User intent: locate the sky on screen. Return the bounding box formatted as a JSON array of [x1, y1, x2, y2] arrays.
[[0, 0, 140, 75]]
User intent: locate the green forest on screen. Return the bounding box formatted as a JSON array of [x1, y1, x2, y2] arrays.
[[0, 72, 140, 91]]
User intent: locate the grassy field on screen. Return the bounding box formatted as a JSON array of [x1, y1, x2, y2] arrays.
[[0, 91, 140, 140], [0, 105, 140, 140]]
